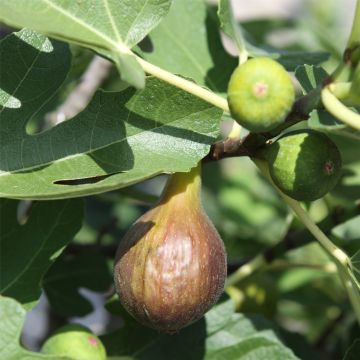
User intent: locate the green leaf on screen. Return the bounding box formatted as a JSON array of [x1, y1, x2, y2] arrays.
[[272, 50, 330, 72], [344, 339, 360, 360], [218, 0, 246, 59], [294, 65, 328, 93], [43, 250, 112, 317], [332, 216, 360, 242], [0, 296, 70, 359], [0, 0, 171, 88], [217, 1, 329, 70], [351, 250, 360, 286], [0, 30, 222, 199], [138, 0, 238, 93], [308, 110, 360, 140], [203, 159, 289, 260], [102, 297, 299, 359], [0, 199, 83, 309], [294, 66, 359, 139], [0, 28, 71, 116]]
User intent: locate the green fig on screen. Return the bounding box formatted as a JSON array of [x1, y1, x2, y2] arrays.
[[227, 57, 295, 133], [114, 164, 227, 333], [263, 129, 342, 201], [41, 324, 106, 360]]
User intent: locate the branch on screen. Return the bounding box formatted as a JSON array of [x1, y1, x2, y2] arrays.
[[204, 89, 319, 162]]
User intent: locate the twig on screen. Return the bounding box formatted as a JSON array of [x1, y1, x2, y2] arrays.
[[204, 89, 319, 162], [226, 204, 359, 286], [321, 86, 360, 131]]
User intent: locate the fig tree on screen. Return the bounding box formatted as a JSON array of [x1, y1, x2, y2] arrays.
[[263, 129, 342, 201], [114, 164, 227, 333], [227, 57, 295, 133], [41, 324, 106, 360]]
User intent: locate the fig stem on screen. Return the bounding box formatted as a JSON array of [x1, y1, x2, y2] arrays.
[[254, 158, 360, 324], [136, 56, 229, 112], [159, 164, 201, 205], [227, 122, 242, 140], [321, 86, 360, 131]]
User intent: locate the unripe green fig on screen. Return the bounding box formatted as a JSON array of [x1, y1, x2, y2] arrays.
[[227, 57, 295, 132], [41, 324, 106, 360], [114, 164, 227, 333], [263, 129, 342, 201]]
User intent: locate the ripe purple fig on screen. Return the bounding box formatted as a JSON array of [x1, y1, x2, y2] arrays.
[[114, 164, 227, 333]]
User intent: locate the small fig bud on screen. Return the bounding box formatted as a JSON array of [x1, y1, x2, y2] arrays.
[[263, 129, 342, 201], [114, 164, 227, 332], [41, 324, 106, 360], [227, 57, 295, 132]]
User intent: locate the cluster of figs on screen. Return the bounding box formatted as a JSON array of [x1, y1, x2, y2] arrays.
[[113, 57, 343, 332]]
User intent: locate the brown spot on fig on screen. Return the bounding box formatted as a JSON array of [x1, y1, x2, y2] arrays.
[[324, 160, 334, 175]]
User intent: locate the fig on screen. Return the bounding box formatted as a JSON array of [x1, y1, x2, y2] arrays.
[[227, 57, 295, 133], [41, 324, 106, 360], [263, 129, 342, 201], [114, 164, 227, 332]]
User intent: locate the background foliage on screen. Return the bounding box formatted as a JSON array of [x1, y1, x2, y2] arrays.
[[0, 0, 359, 359]]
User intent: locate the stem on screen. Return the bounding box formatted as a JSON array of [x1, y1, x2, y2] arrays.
[[328, 82, 352, 100], [136, 56, 229, 112], [226, 254, 266, 286], [267, 260, 337, 272], [254, 159, 360, 324], [227, 122, 242, 139], [280, 196, 348, 264], [321, 87, 360, 131], [338, 266, 360, 323], [347, 0, 360, 48]]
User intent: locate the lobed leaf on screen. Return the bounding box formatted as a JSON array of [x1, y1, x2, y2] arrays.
[[102, 297, 299, 359], [0, 0, 172, 88], [0, 296, 71, 359], [0, 199, 83, 309], [308, 110, 360, 140], [0, 29, 222, 199], [43, 251, 112, 317], [294, 64, 328, 93]]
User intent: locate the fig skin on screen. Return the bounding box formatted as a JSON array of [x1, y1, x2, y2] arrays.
[[263, 129, 342, 201], [41, 324, 106, 360], [114, 165, 227, 333], [227, 57, 295, 133]]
